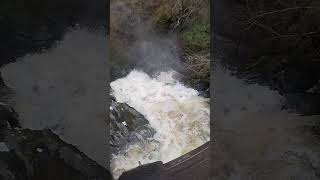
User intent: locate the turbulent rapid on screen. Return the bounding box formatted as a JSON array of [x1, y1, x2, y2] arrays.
[[110, 70, 210, 179]]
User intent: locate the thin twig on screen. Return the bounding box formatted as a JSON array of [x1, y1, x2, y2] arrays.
[[266, 31, 320, 41], [247, 6, 313, 24], [172, 8, 194, 31], [252, 21, 282, 36]]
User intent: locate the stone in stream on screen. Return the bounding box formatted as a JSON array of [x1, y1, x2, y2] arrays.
[[110, 96, 156, 155]]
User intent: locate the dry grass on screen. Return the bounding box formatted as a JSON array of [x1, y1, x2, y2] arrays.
[[182, 53, 210, 86]]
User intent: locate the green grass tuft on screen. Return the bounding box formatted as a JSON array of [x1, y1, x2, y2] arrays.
[[181, 19, 209, 53]]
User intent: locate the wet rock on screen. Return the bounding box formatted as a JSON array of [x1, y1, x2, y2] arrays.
[[0, 105, 111, 180], [195, 82, 210, 92], [0, 142, 9, 152], [198, 84, 210, 98], [199, 90, 210, 98], [110, 65, 132, 82], [110, 97, 156, 155]]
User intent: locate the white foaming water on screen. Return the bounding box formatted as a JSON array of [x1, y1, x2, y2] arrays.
[[110, 70, 210, 179]]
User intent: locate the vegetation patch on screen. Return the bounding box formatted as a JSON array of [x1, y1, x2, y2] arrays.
[[228, 0, 320, 93], [154, 15, 173, 34], [181, 18, 210, 53], [182, 54, 210, 87]]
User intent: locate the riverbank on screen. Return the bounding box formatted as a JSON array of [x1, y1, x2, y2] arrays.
[[212, 0, 320, 115]]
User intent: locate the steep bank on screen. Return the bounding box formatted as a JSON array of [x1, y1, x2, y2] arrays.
[[212, 0, 320, 114]]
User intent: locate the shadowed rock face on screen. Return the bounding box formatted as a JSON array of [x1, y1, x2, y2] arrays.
[[0, 104, 111, 180], [0, 0, 107, 67]]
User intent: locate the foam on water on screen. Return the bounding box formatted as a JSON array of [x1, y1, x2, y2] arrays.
[[110, 69, 210, 179]]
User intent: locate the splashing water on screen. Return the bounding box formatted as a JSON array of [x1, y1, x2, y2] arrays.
[[110, 70, 210, 179]]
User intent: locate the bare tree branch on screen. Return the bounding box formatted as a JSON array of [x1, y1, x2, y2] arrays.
[[247, 6, 314, 24], [251, 21, 282, 36]]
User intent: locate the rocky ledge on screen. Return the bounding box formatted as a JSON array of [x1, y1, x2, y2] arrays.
[[0, 104, 111, 180]]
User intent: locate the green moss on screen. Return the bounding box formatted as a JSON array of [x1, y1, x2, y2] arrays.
[[181, 19, 209, 53]]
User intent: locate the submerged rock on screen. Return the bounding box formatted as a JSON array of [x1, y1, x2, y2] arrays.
[[0, 104, 111, 180]]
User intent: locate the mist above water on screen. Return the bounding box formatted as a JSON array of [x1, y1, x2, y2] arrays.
[[111, 0, 182, 75]]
